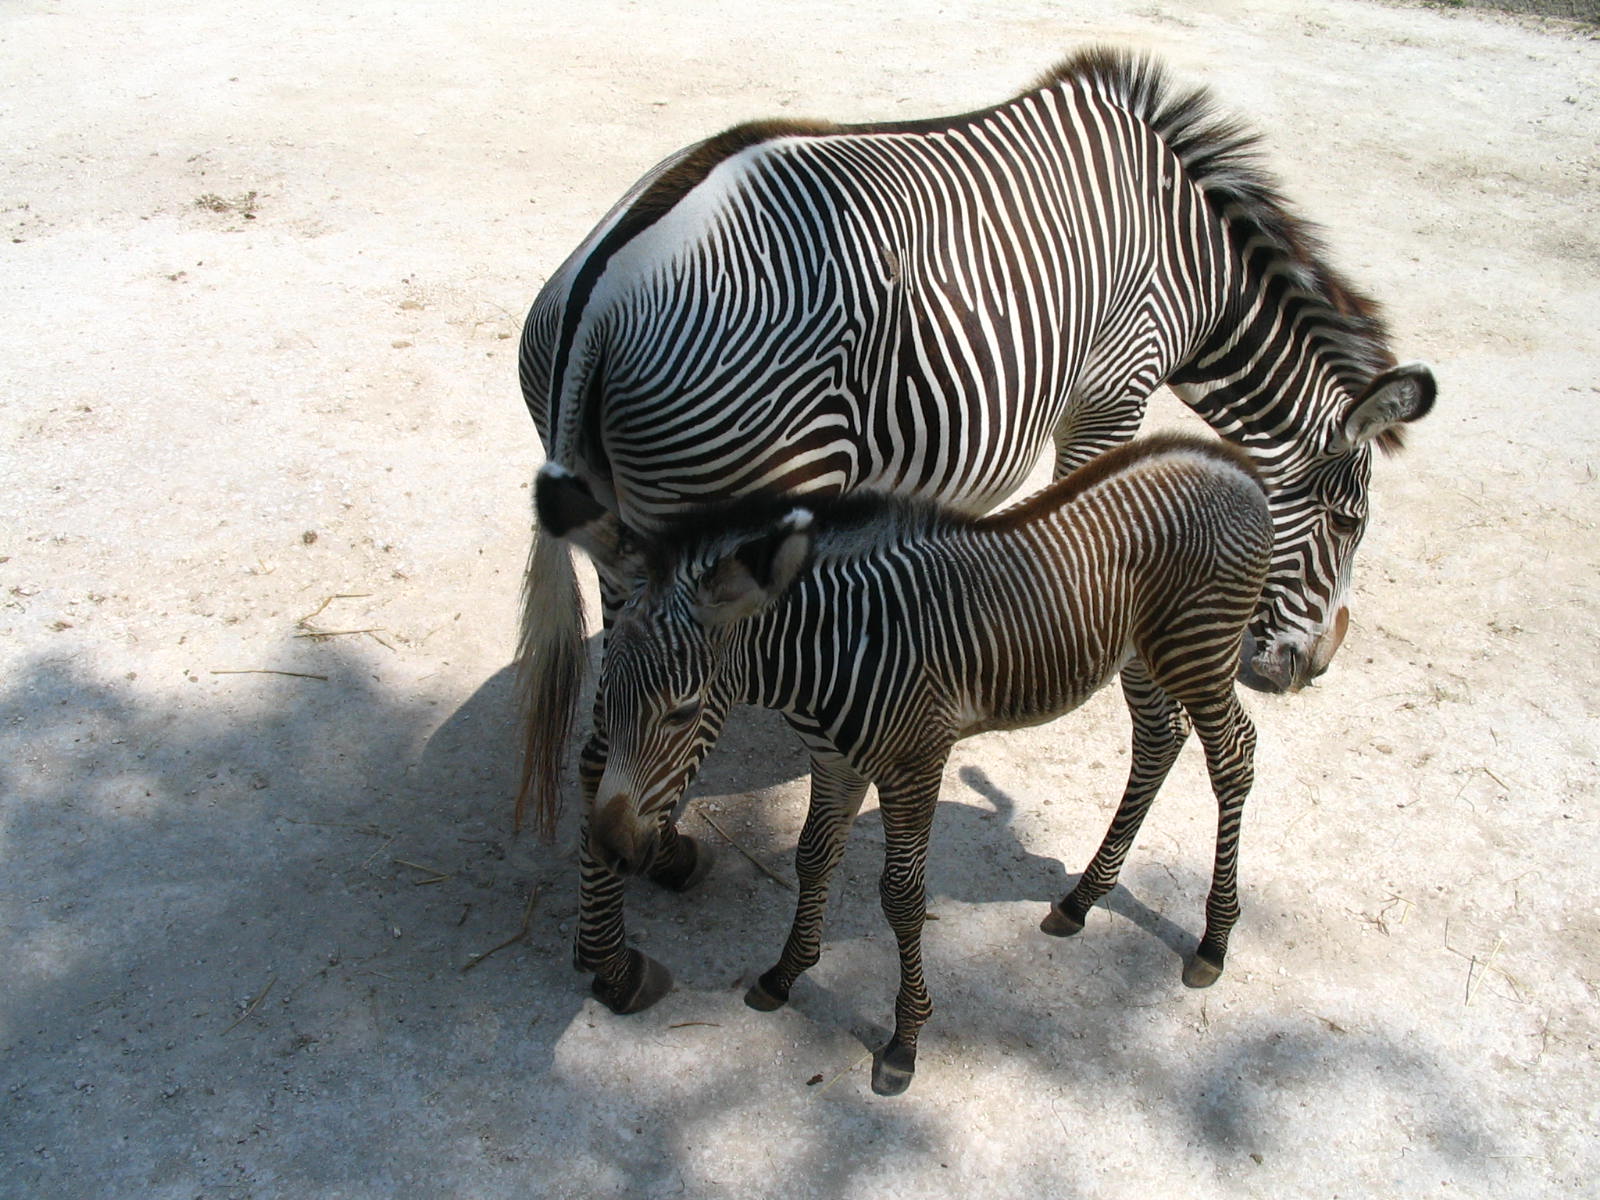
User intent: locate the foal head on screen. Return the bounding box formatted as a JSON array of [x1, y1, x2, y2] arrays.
[[537, 465, 814, 875]]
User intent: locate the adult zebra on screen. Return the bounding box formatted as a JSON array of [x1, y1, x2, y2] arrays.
[[516, 46, 1434, 838]]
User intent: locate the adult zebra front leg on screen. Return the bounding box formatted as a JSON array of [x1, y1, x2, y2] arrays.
[[573, 729, 674, 1014], [871, 765, 945, 1097], [746, 755, 871, 1011], [1050, 370, 1161, 479]]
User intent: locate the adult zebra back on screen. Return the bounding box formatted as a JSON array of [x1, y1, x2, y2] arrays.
[[517, 46, 1434, 835], [537, 434, 1272, 1095]]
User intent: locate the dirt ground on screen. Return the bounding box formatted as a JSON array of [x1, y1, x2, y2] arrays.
[[3, 1, 1598, 1196]]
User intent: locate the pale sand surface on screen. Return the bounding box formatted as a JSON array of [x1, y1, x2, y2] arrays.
[[3, 2, 1597, 1196]]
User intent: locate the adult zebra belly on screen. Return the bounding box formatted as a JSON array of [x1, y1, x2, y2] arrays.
[[601, 371, 1063, 526]]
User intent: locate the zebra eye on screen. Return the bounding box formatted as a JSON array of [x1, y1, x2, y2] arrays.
[[662, 699, 702, 728], [1328, 509, 1362, 536]]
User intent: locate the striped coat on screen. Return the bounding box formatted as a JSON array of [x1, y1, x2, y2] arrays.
[[539, 434, 1270, 1095], [516, 49, 1432, 836]]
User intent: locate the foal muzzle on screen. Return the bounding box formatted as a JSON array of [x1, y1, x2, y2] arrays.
[[589, 793, 660, 877]]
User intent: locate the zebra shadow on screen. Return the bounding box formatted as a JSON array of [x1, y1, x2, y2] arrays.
[[417, 659, 817, 842], [425, 662, 1201, 1072], [420, 664, 1502, 1188], [955, 762, 1198, 963]]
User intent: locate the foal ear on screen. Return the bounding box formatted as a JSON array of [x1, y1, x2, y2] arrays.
[[694, 509, 814, 626], [535, 464, 632, 572], [1336, 362, 1436, 453]]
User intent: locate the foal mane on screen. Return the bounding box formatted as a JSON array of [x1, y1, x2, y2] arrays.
[[981, 434, 1264, 533], [647, 487, 954, 576], [649, 435, 1261, 574]]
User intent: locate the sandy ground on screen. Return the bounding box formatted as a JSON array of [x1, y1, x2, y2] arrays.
[[3, 1, 1598, 1196]]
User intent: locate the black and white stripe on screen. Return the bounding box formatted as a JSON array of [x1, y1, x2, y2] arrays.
[[540, 433, 1271, 1095], [515, 48, 1431, 836]]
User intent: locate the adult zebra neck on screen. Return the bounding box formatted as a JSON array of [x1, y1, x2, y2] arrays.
[[1164, 230, 1430, 692], [1167, 216, 1397, 473]]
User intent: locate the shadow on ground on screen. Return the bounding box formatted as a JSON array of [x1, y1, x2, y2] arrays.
[[0, 644, 1502, 1196]]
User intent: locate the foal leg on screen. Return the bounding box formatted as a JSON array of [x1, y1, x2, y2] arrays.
[[1177, 691, 1256, 988], [1043, 659, 1189, 936], [871, 766, 945, 1097], [745, 755, 870, 1011], [573, 726, 672, 1014]]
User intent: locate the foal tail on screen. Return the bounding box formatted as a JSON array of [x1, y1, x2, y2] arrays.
[[513, 517, 587, 840]]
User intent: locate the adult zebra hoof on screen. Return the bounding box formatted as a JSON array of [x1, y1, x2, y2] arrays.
[[1182, 950, 1224, 989], [743, 969, 789, 1012], [1039, 902, 1085, 937], [592, 948, 673, 1014], [649, 835, 716, 893], [871, 1040, 917, 1097]]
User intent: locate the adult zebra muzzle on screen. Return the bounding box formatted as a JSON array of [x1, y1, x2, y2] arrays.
[[1239, 604, 1348, 693]]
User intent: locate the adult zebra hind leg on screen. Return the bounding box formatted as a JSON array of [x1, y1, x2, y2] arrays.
[[1177, 690, 1257, 989], [644, 823, 716, 892], [746, 756, 871, 1012], [1043, 659, 1190, 938]]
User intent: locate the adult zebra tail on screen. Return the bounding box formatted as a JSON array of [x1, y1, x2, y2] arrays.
[[513, 510, 586, 840]]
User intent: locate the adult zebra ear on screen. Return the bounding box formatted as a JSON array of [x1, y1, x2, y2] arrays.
[[1335, 362, 1436, 454], [536, 463, 633, 572], [693, 509, 815, 626]]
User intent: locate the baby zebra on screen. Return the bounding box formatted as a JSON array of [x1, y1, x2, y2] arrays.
[[538, 434, 1271, 1096]]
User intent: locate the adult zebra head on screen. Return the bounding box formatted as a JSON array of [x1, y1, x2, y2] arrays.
[[1231, 360, 1435, 693], [537, 463, 812, 875]]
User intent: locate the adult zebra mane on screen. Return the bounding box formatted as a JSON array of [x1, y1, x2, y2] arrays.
[[1039, 48, 1403, 453]]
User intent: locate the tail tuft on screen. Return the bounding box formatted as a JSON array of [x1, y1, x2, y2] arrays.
[[513, 522, 587, 841]]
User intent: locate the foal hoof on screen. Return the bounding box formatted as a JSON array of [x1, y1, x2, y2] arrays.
[[743, 969, 789, 1012], [650, 835, 716, 893], [1182, 951, 1224, 989], [1040, 902, 1085, 937], [592, 948, 673, 1014], [871, 1040, 917, 1097]]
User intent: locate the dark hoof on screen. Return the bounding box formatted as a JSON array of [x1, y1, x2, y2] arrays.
[[591, 948, 673, 1014], [1182, 951, 1224, 989], [871, 1040, 917, 1097], [1040, 902, 1085, 937], [742, 972, 787, 1011], [650, 835, 715, 893]]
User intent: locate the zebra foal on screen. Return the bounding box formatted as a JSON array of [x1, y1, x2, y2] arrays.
[[539, 433, 1272, 1096]]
